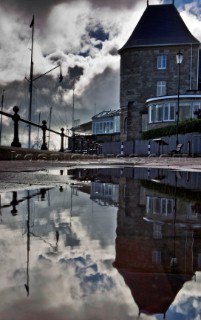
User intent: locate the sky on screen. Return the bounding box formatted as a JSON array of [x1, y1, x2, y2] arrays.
[[1, 0, 201, 148]]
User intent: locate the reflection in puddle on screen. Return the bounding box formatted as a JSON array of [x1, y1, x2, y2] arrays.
[[0, 167, 201, 319]]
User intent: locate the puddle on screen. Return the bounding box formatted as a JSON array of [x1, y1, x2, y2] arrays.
[[0, 167, 201, 319]]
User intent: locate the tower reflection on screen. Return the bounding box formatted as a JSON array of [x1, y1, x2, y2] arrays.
[[113, 168, 201, 318]]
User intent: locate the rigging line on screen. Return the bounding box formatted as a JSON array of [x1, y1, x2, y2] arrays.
[[52, 116, 63, 129], [24, 78, 28, 110], [51, 112, 63, 129], [57, 109, 69, 127]]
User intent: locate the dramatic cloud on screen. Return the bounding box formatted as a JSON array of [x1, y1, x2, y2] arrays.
[[0, 0, 201, 148]]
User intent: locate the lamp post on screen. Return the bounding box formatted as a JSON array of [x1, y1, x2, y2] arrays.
[[176, 51, 183, 146]]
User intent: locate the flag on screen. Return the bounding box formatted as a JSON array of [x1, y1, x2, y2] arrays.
[[30, 16, 34, 28]]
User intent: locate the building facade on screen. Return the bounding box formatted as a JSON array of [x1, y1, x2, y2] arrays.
[[92, 109, 120, 142], [68, 110, 120, 153], [119, 3, 201, 141]]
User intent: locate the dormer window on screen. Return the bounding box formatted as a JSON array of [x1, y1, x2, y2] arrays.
[[157, 54, 167, 69]]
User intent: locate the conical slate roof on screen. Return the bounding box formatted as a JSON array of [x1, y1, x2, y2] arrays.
[[119, 4, 200, 52]]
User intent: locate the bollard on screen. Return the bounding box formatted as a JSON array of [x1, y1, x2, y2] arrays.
[[80, 137, 83, 154], [148, 141, 151, 155], [121, 142, 124, 155], [59, 128, 64, 152], [11, 106, 21, 148], [10, 191, 18, 215], [96, 142, 99, 155], [41, 120, 48, 150], [187, 140, 191, 157], [87, 139, 90, 154]]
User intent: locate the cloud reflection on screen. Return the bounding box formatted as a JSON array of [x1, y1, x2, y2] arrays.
[[0, 186, 138, 319]]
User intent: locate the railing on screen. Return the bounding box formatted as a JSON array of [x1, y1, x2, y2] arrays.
[[0, 106, 69, 152]]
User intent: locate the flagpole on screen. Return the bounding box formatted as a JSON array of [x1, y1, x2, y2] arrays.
[[28, 16, 34, 149], [0, 90, 5, 146], [48, 106, 52, 148], [27, 16, 63, 149]]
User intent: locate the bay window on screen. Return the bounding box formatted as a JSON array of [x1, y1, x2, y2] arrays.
[[148, 102, 176, 123]]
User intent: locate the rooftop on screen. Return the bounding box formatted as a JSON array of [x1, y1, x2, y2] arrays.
[[92, 109, 121, 119], [119, 4, 200, 52]]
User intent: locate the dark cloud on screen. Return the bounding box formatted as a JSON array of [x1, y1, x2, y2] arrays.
[[74, 66, 120, 122], [0, 0, 138, 147], [0, 65, 119, 146], [0, 0, 141, 24], [89, 0, 141, 9], [67, 66, 84, 86], [1, 0, 141, 12]]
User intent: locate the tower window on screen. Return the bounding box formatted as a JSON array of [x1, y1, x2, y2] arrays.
[[157, 54, 167, 69], [157, 81, 166, 96]]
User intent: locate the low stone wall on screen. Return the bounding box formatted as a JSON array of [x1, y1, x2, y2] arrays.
[[102, 133, 201, 157], [0, 146, 102, 161]]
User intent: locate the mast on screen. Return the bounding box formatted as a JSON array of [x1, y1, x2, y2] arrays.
[[27, 16, 63, 150], [37, 112, 41, 149], [72, 81, 75, 129], [72, 82, 75, 152], [28, 16, 34, 149], [48, 106, 52, 149], [24, 191, 30, 296], [0, 89, 5, 145]]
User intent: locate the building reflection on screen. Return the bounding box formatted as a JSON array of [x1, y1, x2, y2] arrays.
[[67, 165, 201, 318], [68, 167, 201, 317], [113, 168, 201, 318], [91, 182, 119, 206], [1, 166, 201, 312]]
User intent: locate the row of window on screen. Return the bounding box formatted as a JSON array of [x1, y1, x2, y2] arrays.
[[91, 182, 119, 202], [146, 197, 174, 216], [149, 103, 175, 123], [148, 102, 201, 123], [146, 196, 199, 218], [152, 249, 201, 267], [92, 117, 120, 134], [93, 121, 113, 134]]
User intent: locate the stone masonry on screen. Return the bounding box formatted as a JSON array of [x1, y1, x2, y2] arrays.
[[120, 45, 199, 141]]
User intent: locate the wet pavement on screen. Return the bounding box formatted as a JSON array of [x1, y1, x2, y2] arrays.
[[0, 157, 201, 191], [0, 159, 201, 319]]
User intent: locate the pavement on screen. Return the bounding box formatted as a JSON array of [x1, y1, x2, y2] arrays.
[[0, 155, 201, 171], [0, 156, 201, 192]]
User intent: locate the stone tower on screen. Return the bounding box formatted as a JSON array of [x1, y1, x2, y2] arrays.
[[119, 3, 200, 141]]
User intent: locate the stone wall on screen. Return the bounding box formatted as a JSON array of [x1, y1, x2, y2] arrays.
[[119, 44, 199, 140]]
